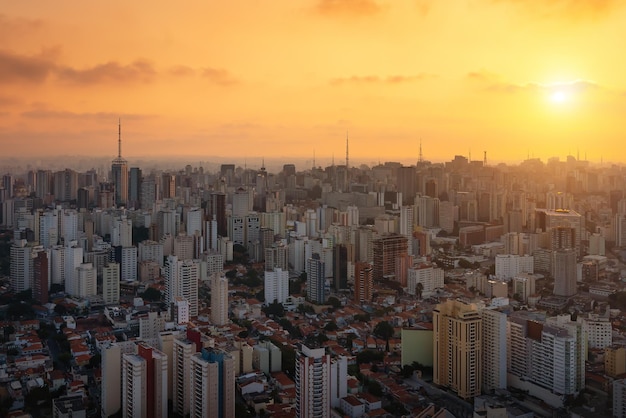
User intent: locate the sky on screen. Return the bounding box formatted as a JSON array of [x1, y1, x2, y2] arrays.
[[1, 0, 625, 166]]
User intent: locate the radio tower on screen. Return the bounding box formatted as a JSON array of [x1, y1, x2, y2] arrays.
[[419, 138, 423, 164], [345, 131, 349, 170], [345, 131, 350, 189]]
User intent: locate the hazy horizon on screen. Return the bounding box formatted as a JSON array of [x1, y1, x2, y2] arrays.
[[2, 1, 626, 164]]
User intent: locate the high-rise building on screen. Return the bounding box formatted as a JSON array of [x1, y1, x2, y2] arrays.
[[210, 273, 229, 326], [552, 248, 577, 297], [111, 217, 132, 247], [295, 344, 331, 418], [208, 192, 227, 237], [111, 121, 129, 207], [121, 343, 168, 418], [174, 233, 194, 260], [172, 338, 196, 417], [138, 240, 164, 266], [32, 250, 49, 304], [507, 312, 585, 406], [165, 255, 199, 317], [54, 169, 78, 202], [264, 267, 289, 305], [353, 261, 373, 303], [306, 253, 325, 304], [332, 244, 348, 291], [232, 187, 252, 217], [397, 166, 416, 205], [64, 244, 83, 296], [102, 263, 120, 305], [189, 348, 235, 418], [129, 167, 142, 209], [75, 263, 97, 298], [416, 195, 440, 228], [10, 239, 35, 293], [39, 210, 58, 248], [614, 379, 626, 418], [481, 308, 507, 392], [372, 234, 408, 281], [494, 254, 534, 280], [535, 208, 583, 256], [606, 347, 626, 378], [433, 299, 482, 399], [265, 244, 288, 272], [407, 264, 444, 298]]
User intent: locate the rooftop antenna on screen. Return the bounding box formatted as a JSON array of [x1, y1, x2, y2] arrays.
[[346, 131, 349, 169], [313, 149, 316, 169], [484, 151, 487, 166], [419, 138, 423, 164], [118, 118, 122, 158]]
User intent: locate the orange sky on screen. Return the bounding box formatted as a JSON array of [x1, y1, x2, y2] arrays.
[[1, 0, 625, 165]]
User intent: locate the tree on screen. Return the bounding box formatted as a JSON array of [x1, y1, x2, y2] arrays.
[[141, 287, 162, 302], [415, 282, 424, 300], [54, 304, 67, 316], [373, 320, 395, 352], [262, 301, 285, 318], [327, 296, 341, 309], [324, 321, 338, 331]]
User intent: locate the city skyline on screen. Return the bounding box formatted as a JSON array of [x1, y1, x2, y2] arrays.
[[2, 1, 626, 163]]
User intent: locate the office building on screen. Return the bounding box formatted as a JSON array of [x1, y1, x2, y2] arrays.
[[111, 121, 129, 206]]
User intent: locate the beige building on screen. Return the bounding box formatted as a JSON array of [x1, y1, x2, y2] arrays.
[[433, 299, 482, 399], [173, 338, 196, 417], [606, 346, 626, 378], [189, 349, 235, 418]]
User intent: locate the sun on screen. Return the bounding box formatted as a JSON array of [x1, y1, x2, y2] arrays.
[[550, 90, 569, 103]]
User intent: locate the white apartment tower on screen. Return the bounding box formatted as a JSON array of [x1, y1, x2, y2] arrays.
[[165, 255, 199, 317], [264, 267, 289, 305], [75, 263, 97, 298], [296, 344, 331, 418], [481, 308, 507, 392]]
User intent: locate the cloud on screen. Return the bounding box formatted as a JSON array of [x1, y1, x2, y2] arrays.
[[56, 59, 156, 84], [0, 95, 21, 107], [467, 70, 601, 94], [491, 0, 620, 19], [0, 49, 56, 83], [169, 65, 196, 77], [201, 67, 238, 85], [331, 73, 435, 85], [315, 0, 384, 17], [0, 14, 44, 38], [21, 109, 153, 121]]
